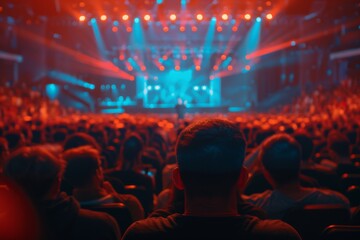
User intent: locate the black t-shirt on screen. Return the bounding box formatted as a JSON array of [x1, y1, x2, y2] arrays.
[[122, 213, 301, 240]]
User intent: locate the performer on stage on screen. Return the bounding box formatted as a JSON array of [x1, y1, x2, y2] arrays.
[[175, 98, 186, 120]]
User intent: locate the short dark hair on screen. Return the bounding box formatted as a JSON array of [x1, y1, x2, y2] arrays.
[[293, 131, 314, 162], [327, 131, 350, 158], [260, 134, 302, 184], [5, 130, 24, 151], [176, 119, 246, 196], [63, 133, 100, 151], [3, 147, 64, 200], [122, 133, 143, 161], [63, 146, 101, 188]]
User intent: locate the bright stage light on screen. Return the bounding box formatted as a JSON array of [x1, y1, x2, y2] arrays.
[[170, 14, 177, 21], [79, 15, 86, 22], [112, 26, 118, 32], [175, 66, 181, 71], [126, 27, 132, 32], [217, 26, 223, 32], [163, 26, 169, 32], [127, 66, 133, 71], [191, 26, 198, 32], [244, 14, 251, 20], [221, 13, 229, 21], [232, 26, 238, 32], [256, 17, 262, 22], [213, 65, 219, 71], [266, 13, 273, 20], [196, 13, 204, 21], [182, 55, 187, 60], [195, 65, 201, 71], [245, 65, 251, 71], [179, 26, 186, 32], [227, 65, 233, 71], [122, 14, 129, 21], [100, 15, 107, 21], [144, 14, 151, 21], [160, 66, 165, 71], [221, 54, 227, 60], [141, 66, 146, 71]]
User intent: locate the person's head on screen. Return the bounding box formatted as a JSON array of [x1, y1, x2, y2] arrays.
[[52, 129, 68, 143], [3, 147, 64, 201], [173, 119, 247, 199], [63, 146, 103, 189], [5, 130, 25, 151], [120, 133, 144, 170], [63, 132, 100, 152], [293, 131, 314, 162], [327, 131, 351, 160], [260, 134, 302, 187]]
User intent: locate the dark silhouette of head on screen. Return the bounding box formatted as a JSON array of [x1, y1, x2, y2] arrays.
[[63, 146, 102, 189], [121, 133, 144, 170], [175, 119, 247, 198], [3, 147, 64, 201], [293, 131, 314, 162], [63, 132, 100, 152], [327, 131, 351, 159], [260, 134, 302, 186], [5, 130, 24, 151]]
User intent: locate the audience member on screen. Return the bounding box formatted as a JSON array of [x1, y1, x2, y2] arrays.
[[122, 119, 301, 240], [3, 146, 121, 240]]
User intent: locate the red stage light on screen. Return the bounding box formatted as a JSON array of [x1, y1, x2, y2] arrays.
[[162, 55, 168, 60], [128, 66, 133, 71], [266, 13, 273, 20], [163, 26, 169, 32], [119, 55, 125, 60], [191, 26, 198, 32], [232, 26, 238, 32], [196, 14, 204, 21], [112, 26, 118, 32], [213, 65, 219, 71], [245, 65, 251, 71], [160, 66, 165, 71], [182, 55, 187, 60], [196, 66, 201, 71], [141, 66, 146, 71], [221, 13, 229, 21], [180, 26, 186, 32], [217, 26, 223, 32], [221, 54, 227, 60], [170, 14, 177, 21], [228, 65, 233, 71], [144, 14, 151, 21], [244, 14, 251, 20], [175, 66, 180, 71], [122, 14, 129, 21], [126, 27, 132, 32], [100, 15, 107, 21], [79, 15, 86, 22]]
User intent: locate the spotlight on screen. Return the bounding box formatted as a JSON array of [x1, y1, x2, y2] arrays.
[[256, 17, 262, 22], [79, 15, 86, 22], [191, 26, 198, 32], [180, 26, 186, 32], [141, 66, 146, 71], [221, 13, 229, 21], [122, 14, 129, 21], [196, 13, 204, 21], [244, 14, 251, 20], [100, 15, 107, 21], [112, 26, 118, 32], [144, 14, 151, 21], [162, 55, 168, 60], [232, 26, 238, 32], [128, 66, 133, 71], [221, 54, 227, 60], [170, 14, 177, 21], [245, 65, 251, 71], [213, 65, 219, 71], [196, 66, 201, 71], [217, 26, 223, 32], [227, 65, 233, 71], [126, 27, 132, 32], [160, 66, 165, 71], [182, 55, 187, 60], [266, 13, 273, 20], [175, 66, 181, 71], [163, 26, 169, 32]]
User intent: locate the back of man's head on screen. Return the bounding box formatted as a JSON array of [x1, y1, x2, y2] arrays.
[[63, 132, 100, 151], [63, 146, 101, 188], [327, 131, 350, 158], [261, 134, 302, 185], [122, 133, 143, 161], [176, 119, 246, 197], [293, 131, 314, 162], [5, 130, 24, 151], [3, 146, 64, 200]]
